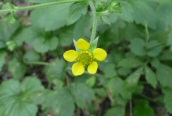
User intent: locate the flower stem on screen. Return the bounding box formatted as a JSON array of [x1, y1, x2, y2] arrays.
[[89, 1, 97, 43], [25, 61, 49, 66], [145, 21, 149, 42], [0, 0, 84, 13]]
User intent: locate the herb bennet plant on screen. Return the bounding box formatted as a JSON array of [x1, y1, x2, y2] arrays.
[[0, 0, 172, 116]]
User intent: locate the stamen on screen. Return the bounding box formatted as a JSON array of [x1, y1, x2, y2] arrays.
[[77, 51, 93, 66]]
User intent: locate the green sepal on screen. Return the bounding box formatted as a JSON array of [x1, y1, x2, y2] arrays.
[[73, 39, 80, 52], [90, 37, 99, 51]]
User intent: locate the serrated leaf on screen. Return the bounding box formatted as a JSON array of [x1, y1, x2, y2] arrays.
[[73, 15, 92, 40], [8, 57, 26, 79], [23, 50, 40, 62], [103, 63, 117, 78], [126, 67, 143, 87], [146, 40, 163, 57], [156, 64, 172, 89], [163, 89, 172, 114], [106, 77, 125, 97], [145, 66, 157, 88], [119, 1, 134, 22], [45, 58, 65, 81], [156, 3, 172, 29], [101, 16, 111, 25], [0, 21, 19, 41], [19, 27, 58, 53], [130, 1, 157, 29], [41, 89, 75, 116], [130, 38, 146, 56], [59, 28, 73, 47], [67, 2, 88, 25], [31, 3, 71, 31], [69, 83, 95, 109], [86, 77, 96, 87], [0, 78, 44, 116], [134, 99, 154, 116], [105, 106, 125, 116], [118, 57, 143, 68]]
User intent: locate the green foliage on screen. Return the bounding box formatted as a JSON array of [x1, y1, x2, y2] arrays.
[[0, 77, 44, 116], [0, 0, 172, 115], [31, 3, 72, 31], [134, 99, 154, 116]]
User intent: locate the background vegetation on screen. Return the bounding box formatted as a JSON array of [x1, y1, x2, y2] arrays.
[[0, 0, 172, 116]]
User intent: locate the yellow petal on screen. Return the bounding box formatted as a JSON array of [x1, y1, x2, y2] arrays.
[[76, 38, 90, 50], [63, 50, 78, 62], [72, 62, 85, 76], [88, 61, 98, 74], [93, 48, 107, 61]]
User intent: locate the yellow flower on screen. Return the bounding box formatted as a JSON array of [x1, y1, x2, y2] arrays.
[[63, 38, 107, 76]]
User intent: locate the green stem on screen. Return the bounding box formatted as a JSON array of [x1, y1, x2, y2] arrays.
[[25, 61, 49, 66], [145, 22, 149, 42], [89, 1, 97, 43], [8, 0, 13, 7], [0, 0, 84, 13]]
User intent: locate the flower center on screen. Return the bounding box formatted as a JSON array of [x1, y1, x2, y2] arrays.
[[78, 51, 93, 66]]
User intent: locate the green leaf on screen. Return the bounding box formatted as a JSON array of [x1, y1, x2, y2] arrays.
[[156, 3, 172, 29], [163, 89, 172, 114], [105, 106, 125, 116], [134, 99, 154, 116], [67, 2, 88, 25], [19, 27, 59, 53], [106, 77, 125, 97], [69, 83, 95, 109], [31, 3, 72, 31], [103, 63, 117, 78], [86, 76, 96, 87], [0, 78, 44, 116], [167, 31, 172, 51], [0, 21, 19, 41], [45, 58, 65, 81], [156, 64, 172, 89], [23, 50, 40, 62], [129, 38, 146, 56], [118, 1, 134, 22], [145, 66, 157, 88], [130, 1, 157, 29], [6, 40, 16, 51], [59, 28, 73, 47], [101, 16, 111, 25], [73, 15, 92, 40], [146, 40, 163, 57], [160, 50, 172, 60], [31, 36, 59, 53], [118, 57, 143, 68], [8, 57, 26, 79], [0, 50, 6, 72], [41, 89, 75, 116], [125, 67, 143, 87]]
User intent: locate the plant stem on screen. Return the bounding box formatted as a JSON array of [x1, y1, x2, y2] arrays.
[[0, 0, 84, 13], [25, 61, 49, 66], [145, 22, 149, 42], [89, 1, 97, 43]]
